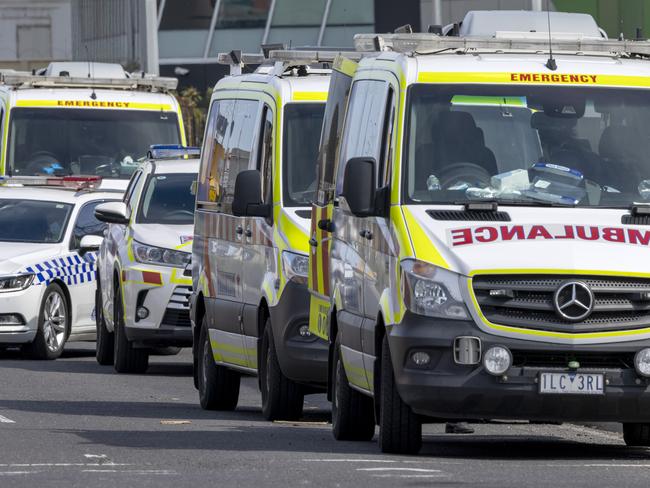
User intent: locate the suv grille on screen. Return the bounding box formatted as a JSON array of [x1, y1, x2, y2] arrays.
[[472, 275, 650, 333], [162, 309, 191, 328]]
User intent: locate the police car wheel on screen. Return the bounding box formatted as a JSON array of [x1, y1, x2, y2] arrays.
[[260, 319, 303, 421], [331, 333, 375, 441], [623, 423, 650, 447], [379, 335, 422, 455], [23, 283, 69, 360], [198, 316, 240, 411], [113, 283, 148, 374], [95, 285, 114, 366]]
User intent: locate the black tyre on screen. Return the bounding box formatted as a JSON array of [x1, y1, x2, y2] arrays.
[[23, 283, 69, 360], [623, 423, 650, 447], [113, 282, 148, 374], [260, 319, 304, 421], [95, 285, 114, 366], [331, 333, 375, 441], [198, 317, 240, 410], [379, 335, 422, 454]]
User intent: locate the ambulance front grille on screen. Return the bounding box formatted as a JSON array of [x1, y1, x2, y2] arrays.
[[472, 275, 650, 333]]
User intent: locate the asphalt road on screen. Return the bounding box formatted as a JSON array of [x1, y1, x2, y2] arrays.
[[0, 343, 649, 488]]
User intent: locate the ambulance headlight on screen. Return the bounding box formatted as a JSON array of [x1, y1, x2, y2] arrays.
[[0, 273, 34, 292], [401, 260, 469, 320], [132, 241, 191, 268], [282, 251, 309, 285]]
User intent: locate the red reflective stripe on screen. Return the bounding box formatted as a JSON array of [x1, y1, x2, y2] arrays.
[[142, 271, 162, 285]]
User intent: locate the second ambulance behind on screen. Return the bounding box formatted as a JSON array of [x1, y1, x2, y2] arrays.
[[310, 28, 650, 453]]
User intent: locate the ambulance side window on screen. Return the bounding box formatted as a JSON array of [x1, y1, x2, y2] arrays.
[[257, 105, 274, 204], [336, 80, 390, 196], [220, 99, 260, 214]]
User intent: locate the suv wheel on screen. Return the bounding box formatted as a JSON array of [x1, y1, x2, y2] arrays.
[[23, 283, 69, 360], [260, 319, 303, 421], [331, 332, 375, 441], [113, 282, 148, 374], [197, 316, 240, 410], [378, 334, 422, 454], [624, 423, 650, 447], [95, 285, 114, 365]]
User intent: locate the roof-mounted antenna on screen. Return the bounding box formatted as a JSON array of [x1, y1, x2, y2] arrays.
[[84, 45, 97, 99], [545, 0, 557, 71]]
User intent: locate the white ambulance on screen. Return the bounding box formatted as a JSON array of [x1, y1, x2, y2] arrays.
[[310, 30, 650, 454], [0, 62, 185, 189]]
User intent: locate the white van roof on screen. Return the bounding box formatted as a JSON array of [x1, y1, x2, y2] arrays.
[[42, 62, 128, 79], [459, 10, 605, 39]]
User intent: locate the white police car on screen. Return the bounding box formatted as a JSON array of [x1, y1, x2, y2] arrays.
[[0, 176, 121, 359], [94, 151, 198, 374]]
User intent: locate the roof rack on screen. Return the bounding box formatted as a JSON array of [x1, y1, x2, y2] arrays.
[[0, 72, 178, 92], [354, 33, 650, 58], [217, 48, 373, 76]]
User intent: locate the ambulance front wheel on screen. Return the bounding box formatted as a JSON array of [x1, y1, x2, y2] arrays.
[[198, 317, 240, 411], [378, 334, 422, 455], [623, 423, 650, 447], [23, 283, 69, 360], [260, 318, 304, 421], [95, 285, 114, 366], [331, 332, 375, 441]]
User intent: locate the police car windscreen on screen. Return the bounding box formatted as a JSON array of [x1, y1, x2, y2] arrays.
[[405, 84, 650, 208], [0, 199, 72, 243], [137, 173, 196, 225], [282, 103, 326, 206], [7, 108, 181, 179]]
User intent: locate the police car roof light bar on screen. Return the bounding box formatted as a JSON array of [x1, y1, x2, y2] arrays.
[[0, 175, 102, 190], [148, 144, 201, 160], [353, 32, 650, 58], [1, 73, 178, 92]]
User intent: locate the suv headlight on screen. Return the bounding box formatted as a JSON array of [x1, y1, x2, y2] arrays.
[[401, 259, 469, 320], [282, 251, 309, 285], [132, 240, 191, 268], [0, 273, 34, 292]]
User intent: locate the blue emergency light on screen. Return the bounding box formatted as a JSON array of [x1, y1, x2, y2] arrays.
[[148, 145, 201, 160]]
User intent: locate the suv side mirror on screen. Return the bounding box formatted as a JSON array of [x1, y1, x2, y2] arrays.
[[232, 170, 271, 218], [342, 157, 376, 217], [79, 234, 103, 254], [94, 201, 130, 225]]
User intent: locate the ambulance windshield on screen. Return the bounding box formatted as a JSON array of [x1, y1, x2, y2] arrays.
[[405, 84, 650, 207], [0, 199, 72, 243], [283, 103, 326, 206], [7, 108, 181, 179]]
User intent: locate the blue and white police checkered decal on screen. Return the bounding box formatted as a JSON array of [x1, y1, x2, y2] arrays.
[[24, 252, 97, 286]]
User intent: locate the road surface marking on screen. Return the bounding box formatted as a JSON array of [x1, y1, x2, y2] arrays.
[[303, 459, 397, 463], [357, 468, 442, 473], [0, 415, 15, 424], [371, 474, 448, 479]]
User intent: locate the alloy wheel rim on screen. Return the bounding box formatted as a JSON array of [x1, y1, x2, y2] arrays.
[[43, 292, 66, 352]]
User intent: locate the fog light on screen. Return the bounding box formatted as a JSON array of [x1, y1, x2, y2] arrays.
[[0, 314, 24, 326], [483, 346, 512, 376], [298, 325, 311, 338], [136, 306, 149, 320], [634, 348, 650, 377], [411, 351, 431, 367]]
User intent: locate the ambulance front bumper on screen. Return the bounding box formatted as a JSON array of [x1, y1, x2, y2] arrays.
[[122, 265, 192, 347], [0, 284, 43, 344], [388, 313, 650, 423], [269, 281, 328, 388]]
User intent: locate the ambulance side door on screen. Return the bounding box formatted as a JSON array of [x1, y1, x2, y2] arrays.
[[308, 58, 358, 341]]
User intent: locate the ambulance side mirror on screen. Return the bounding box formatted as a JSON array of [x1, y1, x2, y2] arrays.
[[94, 201, 130, 225], [232, 170, 271, 218], [342, 157, 376, 217]]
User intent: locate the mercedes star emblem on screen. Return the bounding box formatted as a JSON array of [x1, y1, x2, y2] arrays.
[[553, 281, 595, 322]]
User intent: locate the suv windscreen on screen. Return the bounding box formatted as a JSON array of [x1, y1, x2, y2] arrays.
[[405, 84, 650, 208], [8, 108, 181, 179], [137, 173, 196, 225], [0, 199, 72, 243], [283, 103, 326, 206]]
